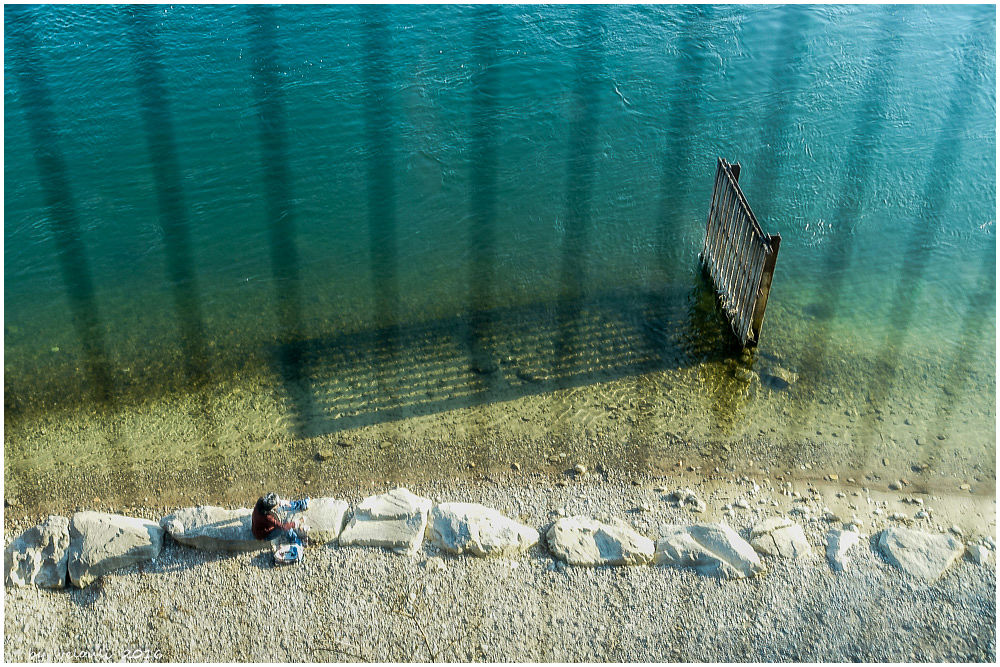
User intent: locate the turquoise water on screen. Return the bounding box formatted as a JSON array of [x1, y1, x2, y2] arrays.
[[4, 5, 996, 470]]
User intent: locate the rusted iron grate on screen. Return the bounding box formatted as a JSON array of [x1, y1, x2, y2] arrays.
[[701, 157, 781, 347]]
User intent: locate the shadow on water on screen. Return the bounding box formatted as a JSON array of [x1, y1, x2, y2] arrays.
[[784, 8, 903, 447], [6, 7, 138, 494], [361, 5, 403, 425], [555, 6, 604, 390], [651, 4, 710, 275], [248, 6, 314, 431], [750, 6, 812, 222], [856, 33, 989, 468], [466, 6, 502, 398], [126, 5, 211, 392], [648, 6, 731, 433], [926, 244, 996, 448], [125, 6, 220, 466], [5, 8, 115, 409], [269, 285, 737, 438]]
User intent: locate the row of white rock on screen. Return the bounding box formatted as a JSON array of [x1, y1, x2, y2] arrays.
[[4, 487, 985, 590]]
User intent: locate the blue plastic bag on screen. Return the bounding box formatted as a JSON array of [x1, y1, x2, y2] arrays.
[[273, 542, 303, 565]]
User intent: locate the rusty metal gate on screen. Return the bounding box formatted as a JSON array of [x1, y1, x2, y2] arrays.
[[701, 157, 781, 347]]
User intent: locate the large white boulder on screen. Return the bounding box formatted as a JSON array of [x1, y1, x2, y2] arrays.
[[546, 516, 654, 566], [67, 512, 163, 589], [826, 528, 863, 572], [160, 506, 262, 552], [750, 517, 812, 559], [654, 523, 765, 579], [427, 503, 538, 557], [4, 515, 71, 588], [340, 488, 432, 555], [295, 498, 350, 545], [877, 526, 964, 583]]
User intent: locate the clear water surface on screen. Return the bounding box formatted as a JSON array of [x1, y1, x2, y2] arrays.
[[3, 5, 995, 504]]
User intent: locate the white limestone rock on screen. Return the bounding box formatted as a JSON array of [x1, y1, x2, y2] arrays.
[[160, 506, 262, 552], [751, 517, 812, 559], [428, 502, 538, 557], [877, 526, 964, 583], [4, 515, 70, 588], [654, 523, 765, 579], [826, 528, 863, 572], [966, 544, 994, 566], [295, 498, 350, 544], [356, 487, 432, 520], [68, 512, 163, 589], [546, 516, 654, 566], [340, 488, 432, 555]]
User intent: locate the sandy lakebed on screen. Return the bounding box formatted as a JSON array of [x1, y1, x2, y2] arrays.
[[3, 468, 996, 663]]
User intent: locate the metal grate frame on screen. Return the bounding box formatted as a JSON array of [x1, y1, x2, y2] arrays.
[[701, 157, 781, 347]]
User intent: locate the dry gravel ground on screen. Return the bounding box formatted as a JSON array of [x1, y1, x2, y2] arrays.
[[3, 475, 996, 663]]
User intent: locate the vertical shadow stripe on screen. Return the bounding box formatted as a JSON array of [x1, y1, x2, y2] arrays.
[[7, 7, 115, 406], [361, 6, 402, 426], [248, 5, 311, 437], [126, 6, 210, 389], [785, 9, 902, 439], [555, 7, 604, 388], [467, 6, 503, 393]]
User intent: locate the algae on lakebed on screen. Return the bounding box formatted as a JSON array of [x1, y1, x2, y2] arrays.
[[4, 293, 994, 520]]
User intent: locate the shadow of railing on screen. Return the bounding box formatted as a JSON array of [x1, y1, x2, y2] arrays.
[[555, 6, 604, 390], [127, 5, 210, 391], [6, 7, 115, 408], [269, 286, 733, 438], [783, 8, 902, 447]]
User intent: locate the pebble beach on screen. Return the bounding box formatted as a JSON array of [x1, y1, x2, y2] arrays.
[[4, 471, 995, 663]]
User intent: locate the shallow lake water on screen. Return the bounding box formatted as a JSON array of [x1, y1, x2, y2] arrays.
[[4, 5, 995, 510]]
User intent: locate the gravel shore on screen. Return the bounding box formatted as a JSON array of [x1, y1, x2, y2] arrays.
[[4, 474, 996, 663]]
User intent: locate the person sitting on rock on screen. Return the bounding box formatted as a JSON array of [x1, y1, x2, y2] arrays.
[[251, 492, 307, 543]]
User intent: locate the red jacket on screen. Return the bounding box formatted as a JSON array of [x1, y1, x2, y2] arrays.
[[251, 505, 294, 540]]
